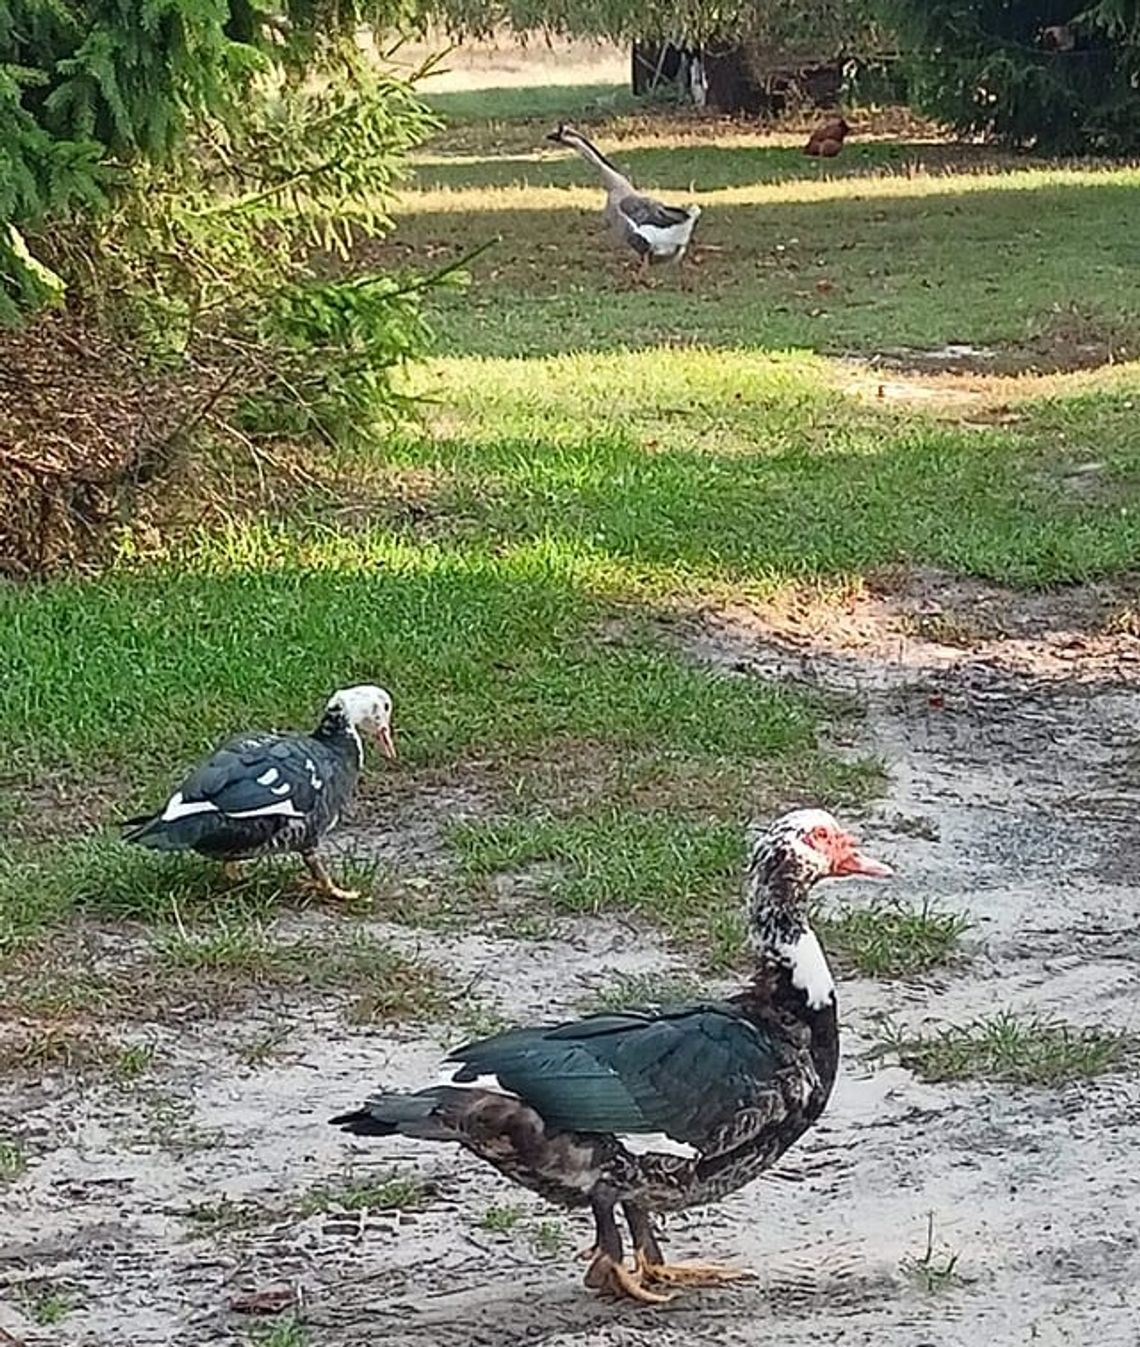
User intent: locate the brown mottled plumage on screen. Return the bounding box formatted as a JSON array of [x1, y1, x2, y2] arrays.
[[332, 808, 892, 1303]]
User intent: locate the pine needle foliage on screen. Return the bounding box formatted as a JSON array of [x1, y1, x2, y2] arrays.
[[879, 0, 1140, 151], [2, 2, 449, 450]]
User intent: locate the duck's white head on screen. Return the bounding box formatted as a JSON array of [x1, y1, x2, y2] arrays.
[[747, 808, 893, 1009], [326, 685, 396, 760], [762, 807, 893, 885]]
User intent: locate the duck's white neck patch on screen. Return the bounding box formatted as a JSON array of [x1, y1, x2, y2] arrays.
[[778, 928, 835, 1010], [345, 722, 363, 767]]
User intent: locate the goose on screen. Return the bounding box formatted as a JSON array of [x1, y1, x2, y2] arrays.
[[120, 684, 395, 900], [331, 807, 891, 1301], [546, 123, 701, 277]]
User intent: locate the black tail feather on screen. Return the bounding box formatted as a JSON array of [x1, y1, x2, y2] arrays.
[[119, 812, 160, 843], [329, 1106, 400, 1137], [330, 1088, 473, 1141]]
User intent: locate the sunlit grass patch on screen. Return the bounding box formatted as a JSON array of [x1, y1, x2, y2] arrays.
[[387, 132, 1140, 361], [423, 80, 634, 129]]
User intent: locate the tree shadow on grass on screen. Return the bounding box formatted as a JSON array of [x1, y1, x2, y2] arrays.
[[370, 178, 1140, 360], [412, 140, 911, 192]]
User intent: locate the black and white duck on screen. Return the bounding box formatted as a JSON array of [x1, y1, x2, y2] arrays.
[[121, 684, 395, 901], [546, 123, 701, 278], [331, 807, 891, 1302]]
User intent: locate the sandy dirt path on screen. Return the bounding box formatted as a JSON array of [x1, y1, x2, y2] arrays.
[[4, 578, 1140, 1347]]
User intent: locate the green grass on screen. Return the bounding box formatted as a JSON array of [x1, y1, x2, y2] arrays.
[[185, 1194, 268, 1233], [156, 921, 447, 1012], [473, 1198, 569, 1257], [877, 1011, 1135, 1086], [185, 1168, 435, 1235], [479, 1201, 526, 1233], [398, 140, 1140, 359], [817, 898, 971, 979], [450, 781, 887, 964], [577, 970, 709, 1013], [249, 1319, 308, 1347], [0, 550, 820, 775], [423, 81, 636, 129], [453, 809, 747, 965], [385, 362, 1140, 585], [902, 1214, 967, 1294], [18, 1282, 76, 1325], [155, 924, 448, 1025], [298, 1169, 434, 1214], [0, 1137, 27, 1183], [528, 1219, 570, 1256], [5, 97, 1140, 1007], [0, 861, 447, 1023], [413, 138, 911, 194]]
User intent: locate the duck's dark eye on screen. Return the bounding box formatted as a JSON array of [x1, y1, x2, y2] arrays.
[[809, 825, 830, 844]]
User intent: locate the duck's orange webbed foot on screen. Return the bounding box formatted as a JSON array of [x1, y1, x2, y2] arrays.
[[299, 853, 359, 902], [634, 1250, 751, 1286], [585, 1252, 673, 1304]]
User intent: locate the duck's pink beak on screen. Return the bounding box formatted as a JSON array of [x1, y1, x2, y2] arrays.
[[375, 724, 397, 760], [833, 835, 893, 879]]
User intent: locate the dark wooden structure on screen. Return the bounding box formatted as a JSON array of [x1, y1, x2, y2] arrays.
[[631, 40, 844, 116]]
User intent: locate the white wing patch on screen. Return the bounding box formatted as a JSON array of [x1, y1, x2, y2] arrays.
[[270, 782, 291, 796], [256, 768, 279, 786], [780, 928, 835, 1010], [435, 1069, 517, 1097], [160, 791, 220, 823], [632, 212, 699, 256], [227, 800, 306, 820], [304, 757, 324, 790], [617, 1132, 699, 1160]]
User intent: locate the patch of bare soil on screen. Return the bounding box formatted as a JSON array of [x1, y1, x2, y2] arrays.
[[6, 569, 1140, 1345], [854, 307, 1137, 378]]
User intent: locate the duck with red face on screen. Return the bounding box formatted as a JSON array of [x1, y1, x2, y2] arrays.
[[332, 807, 891, 1303]]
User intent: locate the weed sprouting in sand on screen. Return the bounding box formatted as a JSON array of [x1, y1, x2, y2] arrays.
[[874, 1010, 1134, 1085], [902, 1213, 967, 1293]]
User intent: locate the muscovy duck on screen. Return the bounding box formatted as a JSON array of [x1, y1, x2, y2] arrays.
[[331, 807, 891, 1302], [120, 684, 395, 901], [546, 123, 701, 278]]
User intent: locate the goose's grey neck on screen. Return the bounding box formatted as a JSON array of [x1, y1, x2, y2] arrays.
[[565, 132, 633, 194]]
